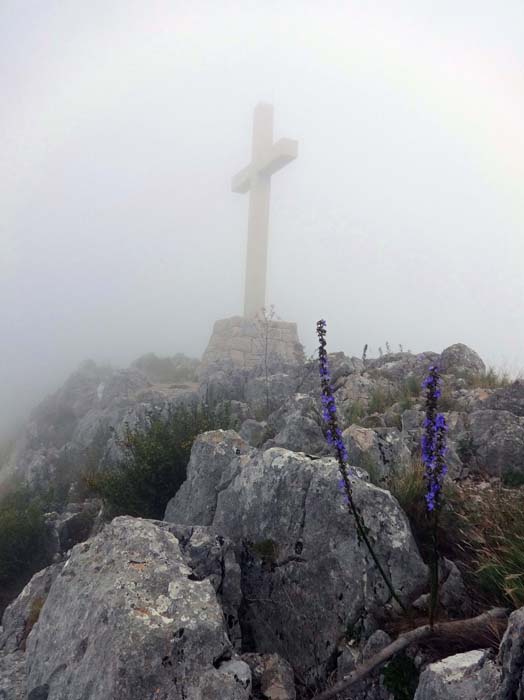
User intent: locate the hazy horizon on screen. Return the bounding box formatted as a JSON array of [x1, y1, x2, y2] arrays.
[[2, 1, 524, 437]]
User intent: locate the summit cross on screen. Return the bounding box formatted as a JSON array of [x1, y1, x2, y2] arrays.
[[232, 103, 298, 318]]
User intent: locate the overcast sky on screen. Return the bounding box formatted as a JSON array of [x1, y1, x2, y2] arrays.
[[2, 1, 524, 435]]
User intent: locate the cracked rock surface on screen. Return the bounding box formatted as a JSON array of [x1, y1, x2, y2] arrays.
[[165, 430, 428, 682], [24, 516, 250, 700]]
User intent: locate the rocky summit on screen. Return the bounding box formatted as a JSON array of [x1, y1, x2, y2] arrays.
[[1, 342, 524, 699]]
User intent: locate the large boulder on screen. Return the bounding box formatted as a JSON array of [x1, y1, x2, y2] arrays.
[[165, 432, 428, 682], [439, 344, 486, 377], [164, 430, 251, 525], [366, 351, 439, 383], [468, 410, 524, 476], [25, 517, 251, 700], [414, 649, 500, 700]]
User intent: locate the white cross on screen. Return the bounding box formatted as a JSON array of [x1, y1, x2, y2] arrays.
[[232, 103, 298, 317]]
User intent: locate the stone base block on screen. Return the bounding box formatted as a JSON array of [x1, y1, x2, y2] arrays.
[[201, 316, 304, 372]]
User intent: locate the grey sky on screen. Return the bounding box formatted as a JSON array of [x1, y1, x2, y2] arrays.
[[2, 1, 524, 435]]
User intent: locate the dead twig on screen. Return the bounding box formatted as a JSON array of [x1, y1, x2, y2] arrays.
[[310, 607, 509, 700]]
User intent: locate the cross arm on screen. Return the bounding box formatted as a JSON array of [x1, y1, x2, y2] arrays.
[[258, 138, 298, 177], [231, 137, 298, 194]]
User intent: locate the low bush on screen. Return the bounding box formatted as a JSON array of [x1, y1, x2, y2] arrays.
[[132, 352, 199, 384], [85, 403, 231, 519], [344, 401, 366, 425], [368, 388, 396, 414], [461, 367, 512, 390], [0, 484, 48, 610]]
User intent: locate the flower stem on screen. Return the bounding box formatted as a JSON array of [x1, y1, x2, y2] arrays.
[[316, 320, 406, 613]]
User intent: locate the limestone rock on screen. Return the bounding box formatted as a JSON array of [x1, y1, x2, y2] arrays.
[[336, 374, 396, 415], [164, 430, 251, 526], [497, 607, 524, 699], [165, 434, 428, 681], [362, 629, 392, 660], [166, 524, 244, 650], [468, 410, 524, 476], [439, 343, 486, 376], [413, 559, 471, 617], [482, 380, 524, 417], [0, 650, 25, 700], [272, 413, 327, 455], [1, 563, 63, 653], [242, 653, 296, 700], [216, 659, 252, 692], [401, 409, 425, 434], [43, 499, 101, 561], [4, 361, 200, 490], [366, 351, 439, 383], [245, 373, 299, 416], [343, 425, 411, 483], [25, 516, 250, 700], [266, 394, 320, 435], [240, 419, 269, 448], [199, 366, 249, 406], [328, 352, 365, 385], [414, 649, 500, 699]]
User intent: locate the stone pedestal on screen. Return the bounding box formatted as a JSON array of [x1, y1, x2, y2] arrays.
[[201, 316, 304, 372]]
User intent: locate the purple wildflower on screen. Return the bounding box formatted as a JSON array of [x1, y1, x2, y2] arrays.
[[316, 319, 353, 504], [421, 366, 448, 512]]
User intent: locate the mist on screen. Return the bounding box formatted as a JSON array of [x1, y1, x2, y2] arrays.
[[2, 1, 524, 437]]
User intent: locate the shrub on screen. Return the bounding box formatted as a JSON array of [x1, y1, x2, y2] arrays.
[[344, 401, 366, 425], [85, 403, 230, 519], [0, 485, 48, 593], [382, 652, 419, 700], [132, 352, 199, 384], [461, 367, 512, 390], [368, 388, 396, 414]]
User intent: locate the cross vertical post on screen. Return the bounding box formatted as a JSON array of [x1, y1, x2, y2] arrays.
[[232, 103, 298, 318]]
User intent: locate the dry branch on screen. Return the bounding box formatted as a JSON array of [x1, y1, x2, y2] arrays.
[[311, 607, 509, 700]]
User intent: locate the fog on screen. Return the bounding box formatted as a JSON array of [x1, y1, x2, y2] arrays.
[[2, 1, 524, 437]]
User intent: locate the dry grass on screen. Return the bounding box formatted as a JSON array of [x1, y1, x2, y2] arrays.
[[387, 459, 524, 609], [386, 459, 462, 563], [462, 366, 512, 389], [456, 481, 524, 608]]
